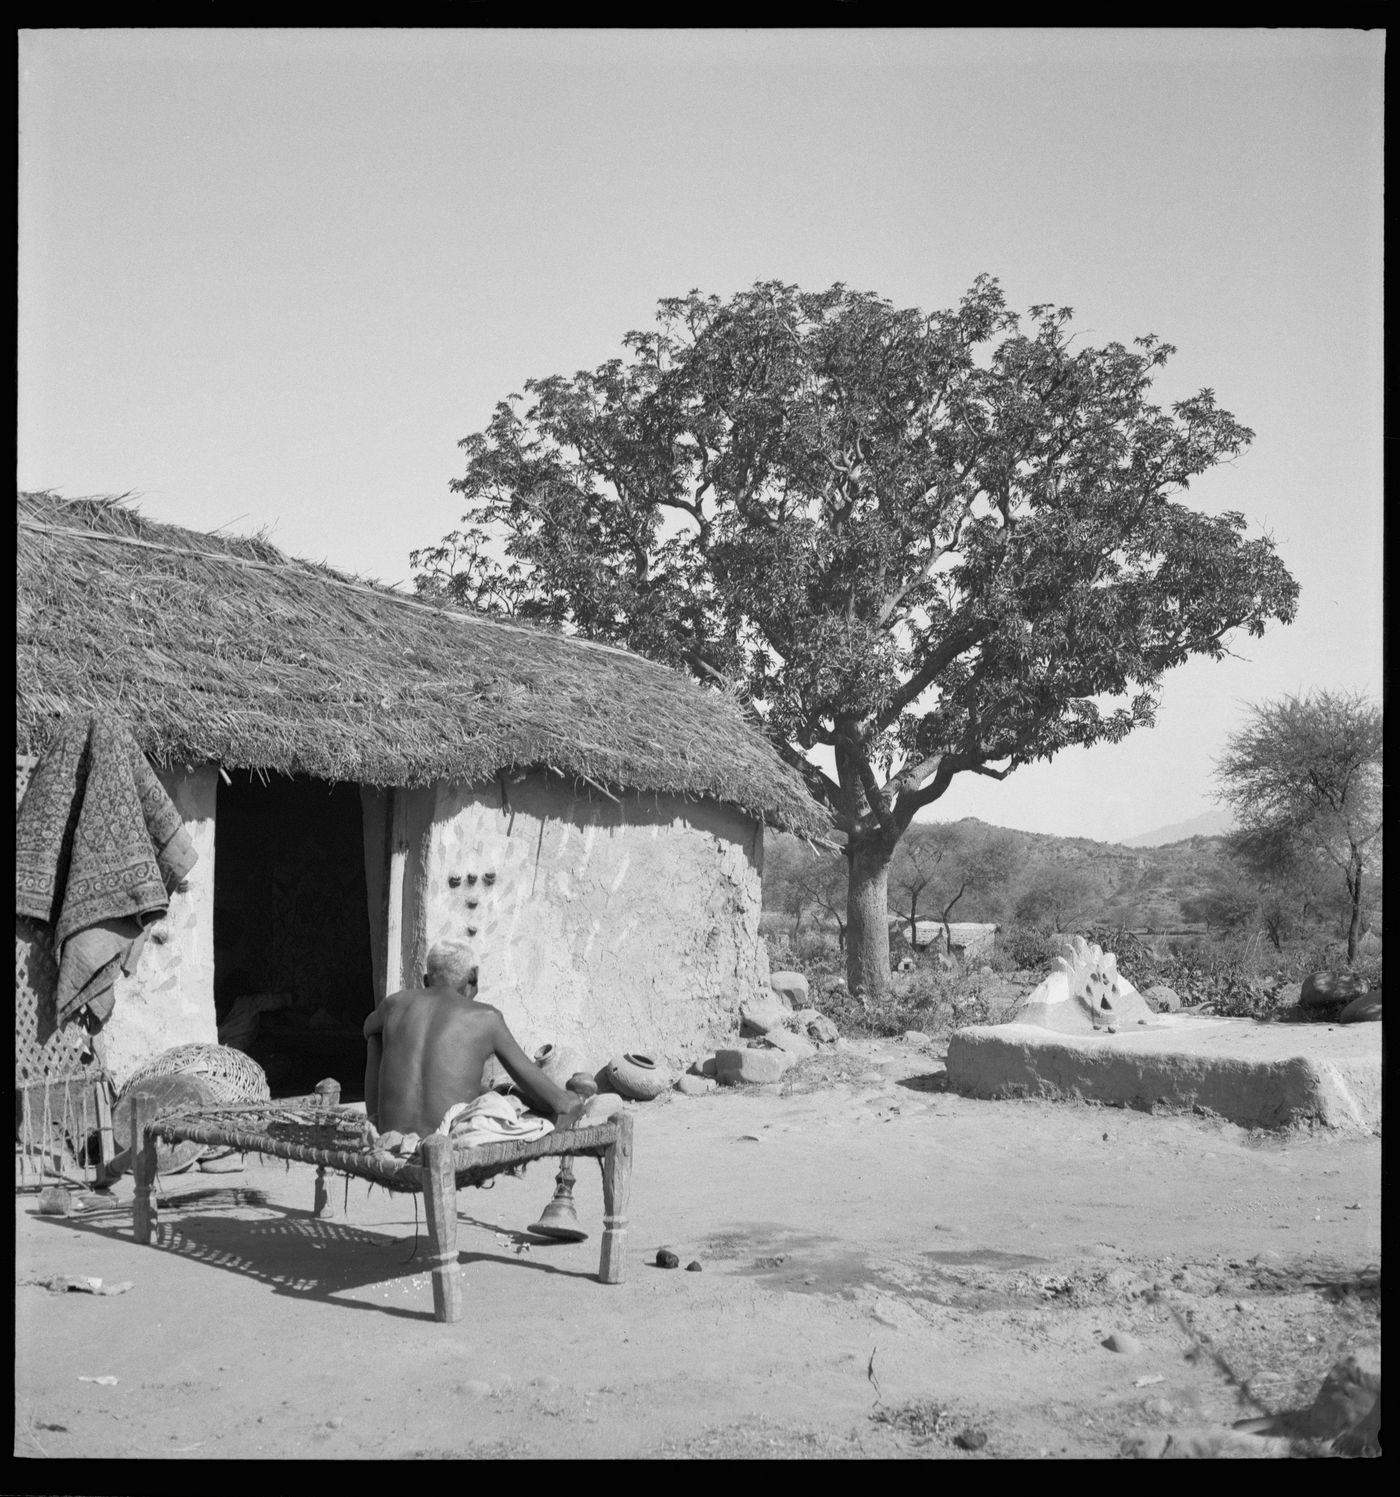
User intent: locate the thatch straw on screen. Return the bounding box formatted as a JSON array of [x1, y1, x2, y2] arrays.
[[15, 492, 829, 836]]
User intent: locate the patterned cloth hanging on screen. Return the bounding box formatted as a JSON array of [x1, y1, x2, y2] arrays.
[[15, 713, 197, 1030]]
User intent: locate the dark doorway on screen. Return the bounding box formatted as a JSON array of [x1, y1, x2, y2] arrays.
[[213, 773, 373, 1101]]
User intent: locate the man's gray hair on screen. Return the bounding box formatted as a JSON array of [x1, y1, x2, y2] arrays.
[[425, 939, 478, 993]]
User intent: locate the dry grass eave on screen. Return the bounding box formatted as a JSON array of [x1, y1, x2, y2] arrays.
[[15, 491, 831, 838]]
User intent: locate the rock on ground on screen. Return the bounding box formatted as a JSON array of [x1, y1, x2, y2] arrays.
[[762, 1029, 816, 1061], [1144, 984, 1182, 1013], [1337, 991, 1381, 1024], [715, 1048, 793, 1085], [792, 1008, 839, 1044], [768, 971, 809, 1008], [740, 997, 793, 1037], [1300, 971, 1369, 1010]]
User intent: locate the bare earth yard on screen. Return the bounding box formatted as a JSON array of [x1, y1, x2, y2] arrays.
[[14, 1034, 1381, 1462]]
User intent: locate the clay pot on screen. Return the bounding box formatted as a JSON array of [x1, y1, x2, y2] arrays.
[[533, 1043, 585, 1088], [601, 1052, 670, 1102]]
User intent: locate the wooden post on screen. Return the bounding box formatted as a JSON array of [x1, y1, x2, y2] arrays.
[[598, 1114, 633, 1285], [93, 1078, 117, 1184], [131, 1092, 158, 1244], [384, 788, 409, 999], [313, 1078, 341, 1219], [420, 1134, 462, 1323]]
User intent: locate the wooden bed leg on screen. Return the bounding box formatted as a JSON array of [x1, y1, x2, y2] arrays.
[[131, 1092, 158, 1244], [93, 1078, 117, 1183], [420, 1135, 462, 1323], [313, 1078, 341, 1219], [598, 1114, 633, 1284]]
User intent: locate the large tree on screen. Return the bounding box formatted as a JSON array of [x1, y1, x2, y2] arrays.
[[415, 276, 1298, 993], [1215, 691, 1382, 962]]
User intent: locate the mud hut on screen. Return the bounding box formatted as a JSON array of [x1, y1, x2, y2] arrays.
[[16, 492, 828, 1094]]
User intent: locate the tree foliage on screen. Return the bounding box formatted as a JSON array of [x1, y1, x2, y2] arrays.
[[890, 821, 1018, 946], [1013, 863, 1102, 931], [1214, 691, 1382, 962], [417, 276, 1299, 992]]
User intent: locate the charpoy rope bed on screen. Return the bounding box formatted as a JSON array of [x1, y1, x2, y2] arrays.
[[127, 1080, 633, 1323]]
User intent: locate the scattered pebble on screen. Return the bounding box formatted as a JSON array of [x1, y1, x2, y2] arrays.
[[954, 1428, 988, 1450], [1102, 1331, 1144, 1356], [686, 1260, 702, 1272], [656, 1249, 680, 1269]]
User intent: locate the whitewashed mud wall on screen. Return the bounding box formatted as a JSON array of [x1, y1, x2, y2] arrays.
[[97, 766, 220, 1089], [409, 772, 768, 1069]]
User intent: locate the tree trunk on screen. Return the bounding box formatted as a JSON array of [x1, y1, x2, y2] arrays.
[[1346, 851, 1363, 964], [846, 837, 893, 994]]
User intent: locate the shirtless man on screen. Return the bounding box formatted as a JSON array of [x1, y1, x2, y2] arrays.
[[364, 939, 585, 1138]]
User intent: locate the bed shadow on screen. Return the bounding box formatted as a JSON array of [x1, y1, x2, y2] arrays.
[[29, 1189, 601, 1323]]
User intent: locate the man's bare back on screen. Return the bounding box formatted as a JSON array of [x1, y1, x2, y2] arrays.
[[364, 954, 581, 1137]]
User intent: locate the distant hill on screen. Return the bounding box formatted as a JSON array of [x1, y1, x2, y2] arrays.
[[1121, 809, 1235, 847], [765, 814, 1236, 934]]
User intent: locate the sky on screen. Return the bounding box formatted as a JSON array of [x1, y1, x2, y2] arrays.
[[17, 28, 1385, 845]]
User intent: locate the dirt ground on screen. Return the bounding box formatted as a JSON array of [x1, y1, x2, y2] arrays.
[[14, 1034, 1381, 1462]]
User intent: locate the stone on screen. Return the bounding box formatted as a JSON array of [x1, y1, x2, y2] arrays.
[[674, 1073, 717, 1096], [1300, 970, 1369, 1010], [1298, 1346, 1380, 1440], [954, 1429, 988, 1451], [655, 1249, 680, 1268], [902, 1029, 930, 1046], [1144, 984, 1182, 1013], [740, 997, 793, 1037], [797, 1010, 839, 1044], [896, 957, 915, 973], [686, 1260, 702, 1272], [1337, 990, 1381, 1024], [715, 1047, 793, 1085], [763, 1028, 816, 1061], [978, 965, 994, 977], [768, 970, 809, 1008], [1102, 1331, 1144, 1355]]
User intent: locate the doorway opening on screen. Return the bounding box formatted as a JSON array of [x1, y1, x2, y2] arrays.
[[213, 773, 373, 1101]]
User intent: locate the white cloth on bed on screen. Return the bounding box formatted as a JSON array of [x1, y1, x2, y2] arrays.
[[370, 1092, 555, 1160]]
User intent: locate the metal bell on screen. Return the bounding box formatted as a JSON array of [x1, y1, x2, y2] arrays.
[[527, 1161, 589, 1242]]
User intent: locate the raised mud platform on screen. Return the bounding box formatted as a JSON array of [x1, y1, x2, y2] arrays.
[[946, 1014, 1382, 1132]]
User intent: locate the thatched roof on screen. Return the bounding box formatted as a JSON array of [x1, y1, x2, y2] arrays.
[[15, 491, 829, 836]]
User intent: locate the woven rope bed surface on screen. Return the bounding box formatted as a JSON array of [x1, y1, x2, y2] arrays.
[[144, 1100, 626, 1192]]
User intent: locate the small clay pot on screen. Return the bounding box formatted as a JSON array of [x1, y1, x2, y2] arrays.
[[534, 1043, 585, 1088], [602, 1052, 671, 1102]]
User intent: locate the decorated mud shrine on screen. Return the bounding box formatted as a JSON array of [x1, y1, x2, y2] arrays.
[[15, 492, 829, 1132]]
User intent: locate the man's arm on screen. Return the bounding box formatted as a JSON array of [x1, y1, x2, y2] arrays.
[[487, 1011, 585, 1125], [363, 1007, 384, 1128]]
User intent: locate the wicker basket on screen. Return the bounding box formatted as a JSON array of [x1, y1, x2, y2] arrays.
[[121, 1043, 270, 1105]]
